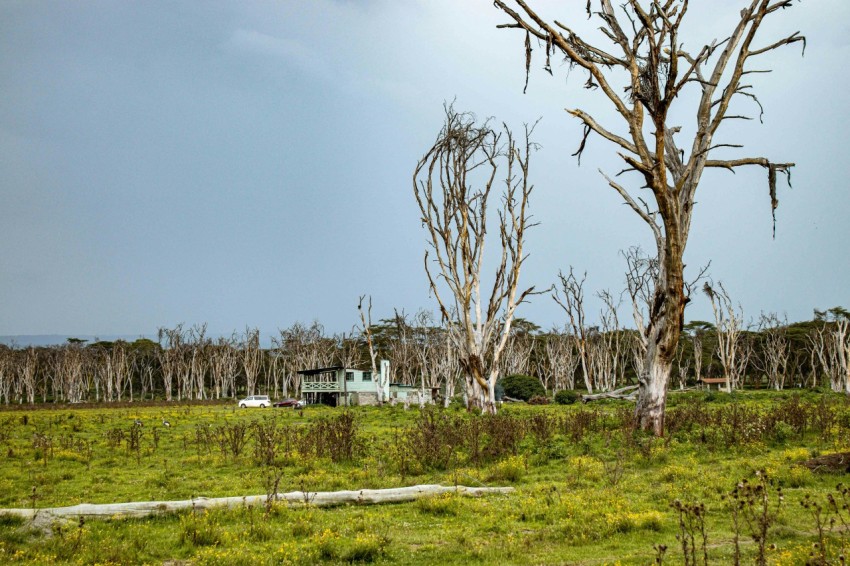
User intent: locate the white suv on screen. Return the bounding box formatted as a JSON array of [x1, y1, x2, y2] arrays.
[[238, 395, 270, 408]]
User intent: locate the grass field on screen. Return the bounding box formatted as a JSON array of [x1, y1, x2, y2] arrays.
[[0, 391, 848, 564]]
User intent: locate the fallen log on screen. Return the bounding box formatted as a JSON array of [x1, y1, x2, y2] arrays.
[[800, 452, 850, 474], [0, 485, 514, 527], [581, 385, 639, 403]]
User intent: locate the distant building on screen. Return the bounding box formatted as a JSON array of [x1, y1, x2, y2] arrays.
[[300, 360, 390, 406], [299, 360, 436, 406]]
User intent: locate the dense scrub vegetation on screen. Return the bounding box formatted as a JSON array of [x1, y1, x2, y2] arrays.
[[0, 392, 848, 564]]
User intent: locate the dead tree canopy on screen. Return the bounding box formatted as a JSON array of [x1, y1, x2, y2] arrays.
[[493, 0, 803, 435], [413, 104, 539, 413]]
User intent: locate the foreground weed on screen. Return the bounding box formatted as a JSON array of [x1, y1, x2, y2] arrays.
[[179, 508, 222, 548], [726, 469, 783, 566], [670, 499, 708, 566], [800, 483, 850, 565]]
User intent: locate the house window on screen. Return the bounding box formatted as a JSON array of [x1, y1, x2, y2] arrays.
[[363, 371, 372, 381], [346, 371, 354, 381]]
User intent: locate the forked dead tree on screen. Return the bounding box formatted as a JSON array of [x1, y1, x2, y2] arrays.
[[704, 282, 747, 391], [553, 268, 593, 392], [240, 327, 262, 397], [414, 105, 538, 413], [493, 0, 802, 433], [812, 308, 850, 393], [357, 295, 385, 404], [755, 312, 790, 390], [543, 328, 580, 392]]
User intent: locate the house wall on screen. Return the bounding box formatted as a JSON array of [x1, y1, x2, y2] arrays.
[[343, 370, 378, 393], [352, 392, 380, 406]]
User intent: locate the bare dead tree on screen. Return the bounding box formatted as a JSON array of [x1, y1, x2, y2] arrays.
[[157, 325, 186, 402], [755, 312, 790, 390], [600, 289, 629, 390], [704, 282, 746, 391], [812, 308, 850, 393], [807, 327, 827, 388], [0, 350, 11, 404], [131, 345, 157, 401], [390, 309, 419, 387], [543, 327, 580, 391], [622, 246, 658, 353], [240, 327, 262, 396], [411, 309, 442, 407], [553, 268, 593, 393], [675, 357, 690, 390], [683, 321, 711, 387], [413, 105, 538, 413], [692, 333, 704, 386], [429, 327, 463, 407], [188, 324, 209, 400], [357, 295, 384, 404], [112, 342, 131, 401], [335, 331, 362, 370], [499, 331, 535, 378], [277, 321, 333, 397], [208, 336, 234, 399], [15, 348, 38, 404], [493, 0, 802, 433]]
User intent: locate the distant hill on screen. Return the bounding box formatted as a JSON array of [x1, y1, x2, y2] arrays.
[[0, 335, 155, 347]]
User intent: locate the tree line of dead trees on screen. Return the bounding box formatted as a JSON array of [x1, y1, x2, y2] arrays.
[[0, 300, 847, 406]]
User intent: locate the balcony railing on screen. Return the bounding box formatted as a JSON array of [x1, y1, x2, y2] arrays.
[[302, 381, 340, 391]]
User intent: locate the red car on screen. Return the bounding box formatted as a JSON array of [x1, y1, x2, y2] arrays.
[[273, 398, 305, 409]]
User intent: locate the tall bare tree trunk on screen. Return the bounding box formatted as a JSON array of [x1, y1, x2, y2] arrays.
[[638, 251, 685, 434], [493, 0, 802, 433]]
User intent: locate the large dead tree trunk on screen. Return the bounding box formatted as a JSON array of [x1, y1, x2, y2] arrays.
[[414, 105, 538, 414], [1, 485, 514, 528], [493, 0, 802, 434]]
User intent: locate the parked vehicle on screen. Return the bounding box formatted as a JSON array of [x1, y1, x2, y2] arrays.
[[237, 395, 270, 408], [273, 398, 304, 409]]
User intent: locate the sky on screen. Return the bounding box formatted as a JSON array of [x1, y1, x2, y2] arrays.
[[1, 0, 848, 340]]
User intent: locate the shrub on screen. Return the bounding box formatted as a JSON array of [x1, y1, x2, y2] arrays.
[[500, 375, 545, 401], [416, 492, 459, 516], [527, 395, 550, 405], [179, 510, 222, 547], [554, 390, 579, 405], [488, 455, 526, 482]]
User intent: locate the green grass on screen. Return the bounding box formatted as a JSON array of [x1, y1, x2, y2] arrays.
[[0, 392, 848, 564]]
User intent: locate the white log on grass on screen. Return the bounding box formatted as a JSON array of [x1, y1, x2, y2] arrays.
[[1, 485, 514, 526], [581, 385, 639, 403]]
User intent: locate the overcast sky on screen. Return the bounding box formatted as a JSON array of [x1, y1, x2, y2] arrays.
[[1, 0, 847, 338]]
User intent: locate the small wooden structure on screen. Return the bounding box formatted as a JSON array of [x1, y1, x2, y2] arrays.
[[699, 377, 730, 392]]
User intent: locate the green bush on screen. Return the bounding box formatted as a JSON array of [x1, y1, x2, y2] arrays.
[[554, 390, 579, 405], [500, 375, 545, 401]]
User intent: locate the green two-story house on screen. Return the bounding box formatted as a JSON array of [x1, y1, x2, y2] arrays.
[[300, 360, 390, 406]]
